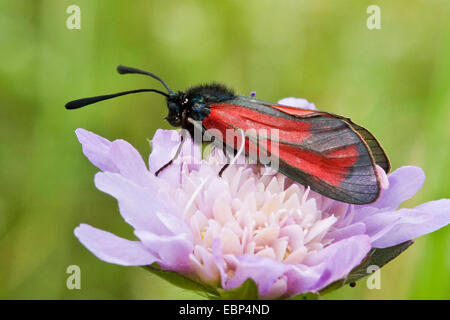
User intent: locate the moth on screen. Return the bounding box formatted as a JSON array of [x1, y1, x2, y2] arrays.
[[66, 65, 390, 204]]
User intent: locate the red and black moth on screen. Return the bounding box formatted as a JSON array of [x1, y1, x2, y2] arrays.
[[66, 65, 390, 205]]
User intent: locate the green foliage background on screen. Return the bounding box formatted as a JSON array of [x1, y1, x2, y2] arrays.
[[0, 0, 448, 299]]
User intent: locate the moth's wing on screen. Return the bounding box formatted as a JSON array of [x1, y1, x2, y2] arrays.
[[339, 121, 390, 173], [270, 103, 390, 173], [201, 99, 382, 204]]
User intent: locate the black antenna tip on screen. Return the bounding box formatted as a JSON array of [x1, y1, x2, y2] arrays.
[[117, 65, 128, 74], [64, 88, 169, 111], [65, 100, 83, 110], [114, 65, 174, 94]]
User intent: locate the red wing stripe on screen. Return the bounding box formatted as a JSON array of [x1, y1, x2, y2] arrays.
[[202, 102, 381, 204]]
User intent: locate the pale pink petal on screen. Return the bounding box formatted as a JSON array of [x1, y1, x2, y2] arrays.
[[368, 199, 450, 248], [376, 165, 389, 190], [148, 129, 182, 177], [75, 128, 117, 172], [110, 139, 155, 187], [74, 224, 157, 266], [94, 172, 178, 235], [277, 97, 317, 110], [148, 129, 201, 185], [304, 235, 371, 291], [374, 166, 425, 210], [226, 255, 289, 296], [135, 230, 193, 271], [324, 222, 366, 242], [284, 264, 324, 296]]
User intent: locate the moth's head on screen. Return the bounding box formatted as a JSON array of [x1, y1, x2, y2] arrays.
[[165, 91, 187, 127]]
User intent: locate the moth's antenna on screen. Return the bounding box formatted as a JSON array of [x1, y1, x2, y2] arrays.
[[65, 88, 168, 110], [117, 65, 174, 94]]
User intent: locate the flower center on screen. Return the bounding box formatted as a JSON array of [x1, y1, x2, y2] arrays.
[[175, 151, 341, 273]]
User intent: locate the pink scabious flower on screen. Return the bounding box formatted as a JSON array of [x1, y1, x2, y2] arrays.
[[74, 98, 450, 299]]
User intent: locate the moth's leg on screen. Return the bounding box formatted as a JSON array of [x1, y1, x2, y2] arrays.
[[155, 131, 186, 176], [218, 164, 229, 177], [186, 116, 233, 178], [218, 144, 233, 177]]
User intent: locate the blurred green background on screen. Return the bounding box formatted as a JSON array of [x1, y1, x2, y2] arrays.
[[0, 0, 448, 299]]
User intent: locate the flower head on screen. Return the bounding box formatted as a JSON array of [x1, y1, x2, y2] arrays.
[[74, 98, 450, 299]]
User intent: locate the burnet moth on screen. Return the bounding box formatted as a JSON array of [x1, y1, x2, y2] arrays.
[[66, 65, 390, 205]]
